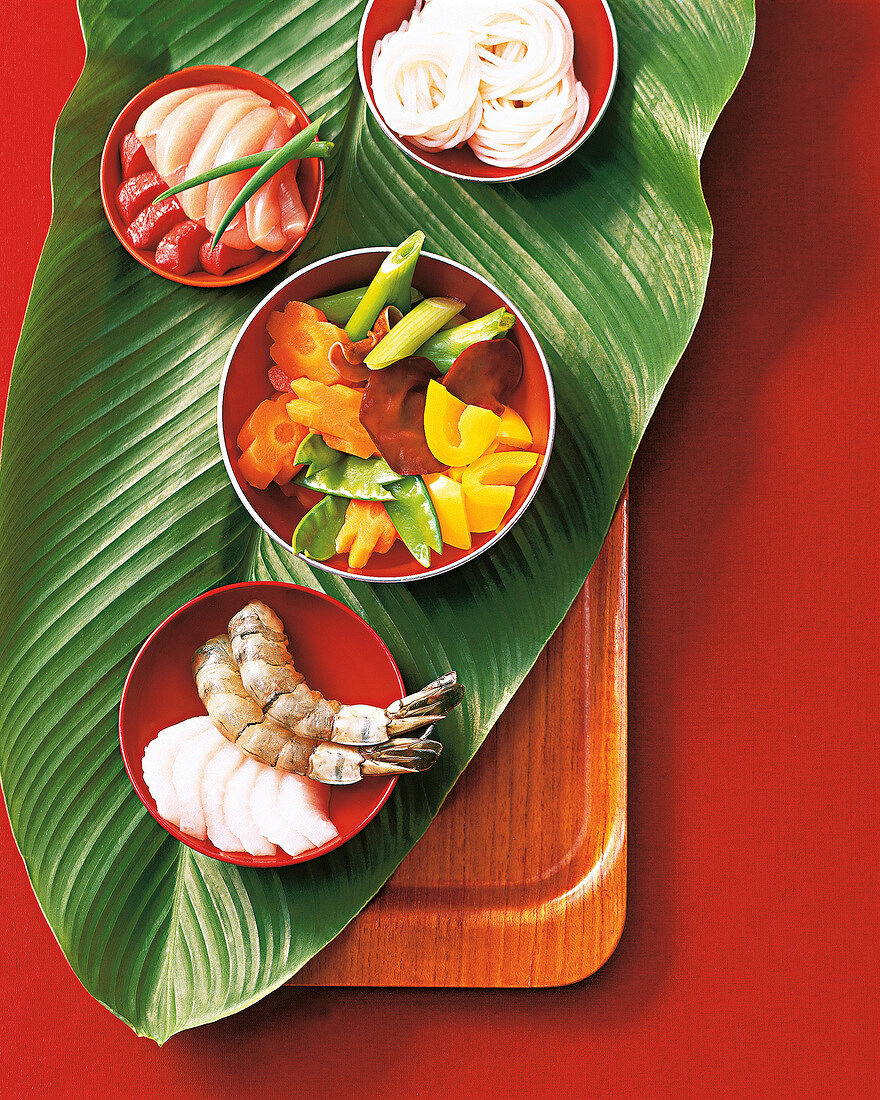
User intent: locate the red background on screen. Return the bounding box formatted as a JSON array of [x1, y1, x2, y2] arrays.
[[1, 1, 878, 1095]]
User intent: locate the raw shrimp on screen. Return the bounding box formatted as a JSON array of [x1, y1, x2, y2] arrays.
[[192, 634, 451, 784], [227, 600, 463, 746]]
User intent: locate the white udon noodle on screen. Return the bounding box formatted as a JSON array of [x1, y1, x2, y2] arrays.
[[370, 0, 589, 169]]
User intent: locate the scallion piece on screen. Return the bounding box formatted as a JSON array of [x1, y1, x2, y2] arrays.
[[152, 141, 333, 204], [414, 308, 515, 372], [363, 296, 465, 370], [209, 115, 324, 250], [308, 285, 420, 326], [345, 231, 424, 340]]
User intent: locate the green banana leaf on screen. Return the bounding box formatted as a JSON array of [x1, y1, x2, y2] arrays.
[[0, 0, 755, 1042]]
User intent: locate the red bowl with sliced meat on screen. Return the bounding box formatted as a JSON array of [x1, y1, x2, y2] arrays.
[[100, 65, 324, 287], [217, 246, 555, 582]]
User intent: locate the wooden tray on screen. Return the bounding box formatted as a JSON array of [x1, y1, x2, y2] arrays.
[[293, 490, 627, 987]]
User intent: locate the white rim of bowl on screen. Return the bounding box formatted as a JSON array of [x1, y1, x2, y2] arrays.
[[356, 0, 619, 184], [217, 246, 556, 583]]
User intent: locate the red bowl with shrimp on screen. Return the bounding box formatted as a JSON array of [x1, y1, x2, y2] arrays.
[[119, 582, 407, 866], [358, 0, 618, 183], [217, 246, 555, 582], [100, 65, 324, 287]]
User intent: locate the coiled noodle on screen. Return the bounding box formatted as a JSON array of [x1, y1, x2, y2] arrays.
[[371, 0, 589, 169]]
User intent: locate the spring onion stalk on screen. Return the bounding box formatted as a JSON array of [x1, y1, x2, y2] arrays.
[[153, 141, 333, 203], [414, 308, 516, 372], [363, 297, 465, 369], [345, 231, 424, 341], [308, 286, 421, 326], [209, 115, 324, 249]]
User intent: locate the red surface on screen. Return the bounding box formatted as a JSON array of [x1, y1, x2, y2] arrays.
[[2, 0, 879, 1095], [100, 66, 324, 286], [119, 582, 403, 866], [220, 249, 552, 580], [359, 0, 617, 181]]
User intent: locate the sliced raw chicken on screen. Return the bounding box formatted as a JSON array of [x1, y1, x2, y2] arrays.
[[251, 768, 314, 857], [277, 772, 338, 848], [154, 88, 247, 186], [204, 106, 280, 250], [278, 172, 309, 245], [180, 92, 268, 220], [223, 756, 277, 857], [200, 739, 248, 852], [172, 725, 222, 841], [135, 84, 230, 165], [245, 117, 294, 251]]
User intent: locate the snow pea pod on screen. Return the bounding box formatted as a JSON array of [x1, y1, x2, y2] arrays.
[[294, 433, 341, 474], [295, 453, 401, 500], [385, 476, 442, 567], [292, 494, 348, 560]]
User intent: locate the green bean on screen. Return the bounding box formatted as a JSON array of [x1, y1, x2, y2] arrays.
[[363, 297, 465, 370], [415, 309, 516, 373], [209, 116, 324, 249], [345, 231, 424, 340], [152, 141, 332, 204]]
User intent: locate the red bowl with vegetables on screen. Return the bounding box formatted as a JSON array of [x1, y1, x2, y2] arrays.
[[119, 582, 407, 866], [358, 0, 618, 184], [218, 245, 555, 582], [100, 65, 324, 287]]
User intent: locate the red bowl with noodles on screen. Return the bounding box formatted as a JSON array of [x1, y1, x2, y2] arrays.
[[358, 0, 618, 183], [119, 582, 406, 866], [217, 246, 555, 582], [100, 65, 324, 287]]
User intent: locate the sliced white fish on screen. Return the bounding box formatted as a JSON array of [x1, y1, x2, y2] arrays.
[[135, 84, 229, 166], [142, 715, 214, 827], [172, 725, 221, 841], [180, 92, 267, 220], [201, 740, 249, 852], [277, 772, 338, 848], [251, 768, 314, 858], [222, 756, 277, 857], [155, 88, 243, 186]]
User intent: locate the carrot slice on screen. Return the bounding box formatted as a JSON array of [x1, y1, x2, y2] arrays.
[[267, 301, 352, 388], [284, 378, 377, 459], [237, 393, 309, 489], [335, 500, 397, 569]]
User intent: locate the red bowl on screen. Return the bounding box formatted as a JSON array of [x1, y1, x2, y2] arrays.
[[358, 0, 618, 183], [100, 65, 324, 287], [119, 582, 404, 866], [218, 247, 556, 582]]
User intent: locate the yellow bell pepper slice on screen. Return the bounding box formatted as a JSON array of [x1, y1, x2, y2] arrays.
[[423, 473, 472, 550], [423, 379, 501, 467], [495, 406, 533, 449], [461, 450, 540, 533]]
